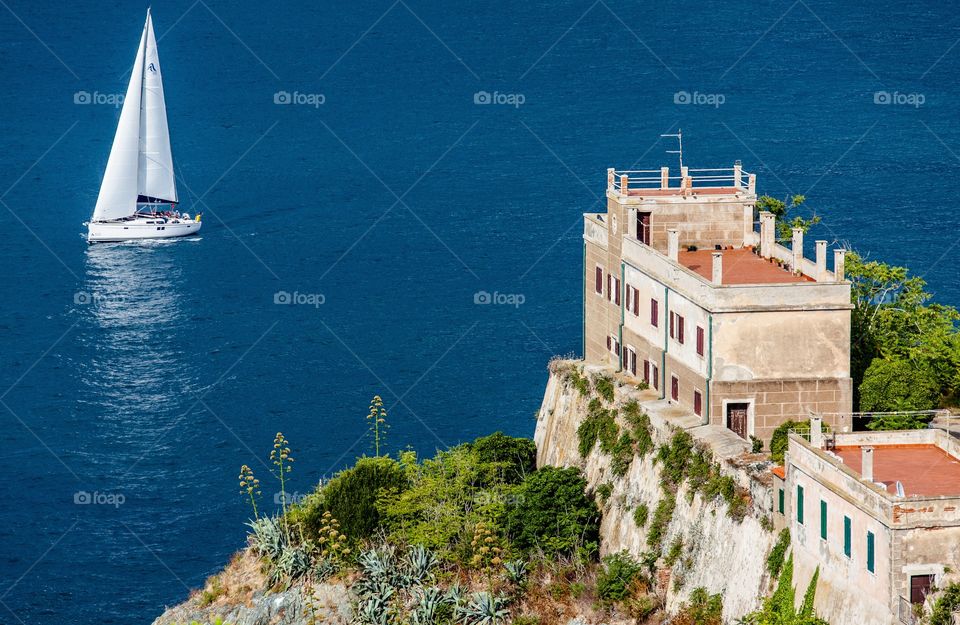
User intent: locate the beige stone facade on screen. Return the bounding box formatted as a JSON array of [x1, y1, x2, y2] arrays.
[[583, 165, 853, 444]]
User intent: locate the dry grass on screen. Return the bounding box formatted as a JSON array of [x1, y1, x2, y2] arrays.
[[188, 549, 263, 609]]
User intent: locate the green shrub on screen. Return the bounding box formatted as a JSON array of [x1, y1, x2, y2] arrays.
[[624, 403, 654, 457], [860, 357, 939, 416], [506, 466, 599, 557], [665, 537, 684, 567], [576, 400, 618, 458], [569, 368, 590, 397], [596, 551, 644, 602], [595, 376, 615, 402], [471, 432, 537, 484], [596, 482, 613, 503], [647, 492, 676, 550], [656, 430, 694, 486], [930, 582, 960, 625], [770, 420, 802, 464], [750, 436, 764, 453], [633, 503, 649, 527], [766, 528, 790, 579], [313, 455, 407, 540], [673, 587, 723, 625], [610, 433, 634, 477]]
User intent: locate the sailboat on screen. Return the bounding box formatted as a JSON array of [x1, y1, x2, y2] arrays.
[[86, 9, 200, 243]]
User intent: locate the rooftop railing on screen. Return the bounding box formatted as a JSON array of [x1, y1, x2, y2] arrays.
[[607, 165, 757, 195]]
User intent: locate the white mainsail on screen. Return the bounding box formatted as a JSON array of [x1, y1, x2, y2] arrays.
[[92, 10, 177, 222]]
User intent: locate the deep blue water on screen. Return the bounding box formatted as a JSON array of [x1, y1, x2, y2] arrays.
[[1, 0, 959, 622]]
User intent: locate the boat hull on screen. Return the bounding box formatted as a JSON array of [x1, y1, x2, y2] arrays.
[[87, 218, 201, 243]]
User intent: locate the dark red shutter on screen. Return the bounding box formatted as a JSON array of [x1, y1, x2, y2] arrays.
[[606, 335, 611, 351], [615, 278, 621, 305], [633, 289, 640, 317], [595, 267, 602, 294], [694, 391, 702, 416], [669, 312, 675, 339], [653, 366, 659, 390], [678, 316, 685, 344], [696, 326, 704, 356], [643, 360, 650, 384], [671, 376, 679, 401], [651, 299, 658, 327], [630, 351, 637, 375]]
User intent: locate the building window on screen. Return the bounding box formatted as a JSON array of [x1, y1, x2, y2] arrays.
[[693, 390, 702, 416], [669, 312, 675, 338], [696, 326, 705, 356], [607, 274, 612, 301], [797, 485, 804, 525], [778, 488, 785, 514], [866, 531, 875, 573], [608, 335, 620, 357], [652, 364, 659, 390], [671, 375, 679, 401], [843, 516, 851, 558], [595, 266, 603, 294], [614, 277, 621, 306], [628, 348, 637, 376], [650, 299, 659, 327], [820, 500, 828, 540], [643, 360, 650, 385], [632, 287, 639, 317], [678, 316, 685, 344]]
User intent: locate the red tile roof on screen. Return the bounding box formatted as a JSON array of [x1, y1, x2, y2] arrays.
[[833, 444, 960, 497], [679, 248, 814, 285]]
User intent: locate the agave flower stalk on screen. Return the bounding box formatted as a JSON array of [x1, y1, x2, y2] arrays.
[[238, 464, 261, 520]]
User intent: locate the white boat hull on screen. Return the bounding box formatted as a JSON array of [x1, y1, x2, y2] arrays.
[[87, 217, 201, 243]]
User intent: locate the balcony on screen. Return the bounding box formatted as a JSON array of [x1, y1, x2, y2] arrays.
[[607, 165, 757, 199]]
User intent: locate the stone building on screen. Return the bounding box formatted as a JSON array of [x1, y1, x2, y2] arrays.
[[775, 423, 960, 624], [583, 164, 853, 443]]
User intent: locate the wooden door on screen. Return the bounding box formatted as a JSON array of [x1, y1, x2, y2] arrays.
[[671, 376, 679, 401], [726, 403, 749, 439], [911, 575, 935, 605]]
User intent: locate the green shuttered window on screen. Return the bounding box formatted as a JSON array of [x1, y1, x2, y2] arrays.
[[820, 500, 827, 540], [867, 531, 875, 573], [797, 485, 804, 524], [778, 488, 784, 514], [843, 516, 851, 558]]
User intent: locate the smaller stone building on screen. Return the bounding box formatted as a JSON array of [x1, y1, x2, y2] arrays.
[[775, 423, 960, 624]]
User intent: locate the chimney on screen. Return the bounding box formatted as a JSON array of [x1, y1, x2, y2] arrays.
[[660, 166, 670, 190], [667, 229, 680, 262], [862, 446, 874, 482], [815, 240, 827, 281], [834, 249, 846, 282], [791, 227, 804, 275], [712, 252, 723, 285], [759, 211, 776, 258], [810, 415, 823, 449]]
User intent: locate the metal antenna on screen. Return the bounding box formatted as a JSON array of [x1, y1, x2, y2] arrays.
[[661, 128, 684, 171]]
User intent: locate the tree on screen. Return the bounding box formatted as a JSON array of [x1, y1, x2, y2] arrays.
[[505, 466, 599, 557], [314, 455, 407, 540], [470, 432, 537, 485], [755, 195, 821, 242], [845, 252, 960, 412], [859, 358, 939, 425]]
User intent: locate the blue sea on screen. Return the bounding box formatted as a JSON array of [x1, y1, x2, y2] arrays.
[[1, 0, 958, 622]]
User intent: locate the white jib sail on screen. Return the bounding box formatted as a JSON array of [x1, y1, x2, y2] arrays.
[[92, 10, 177, 222], [138, 10, 177, 205]]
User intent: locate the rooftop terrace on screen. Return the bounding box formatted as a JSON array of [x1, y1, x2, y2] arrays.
[[833, 444, 960, 497], [607, 166, 757, 198], [679, 248, 814, 285]]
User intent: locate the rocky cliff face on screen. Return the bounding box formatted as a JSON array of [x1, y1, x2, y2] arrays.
[[535, 360, 781, 622]]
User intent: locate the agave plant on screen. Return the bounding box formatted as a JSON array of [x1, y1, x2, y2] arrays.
[[313, 557, 336, 582], [409, 586, 449, 625], [445, 581, 465, 607], [355, 587, 395, 625], [401, 545, 438, 588], [271, 544, 312, 585], [247, 516, 286, 562], [503, 559, 528, 585], [456, 592, 510, 625], [358, 545, 399, 582]]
